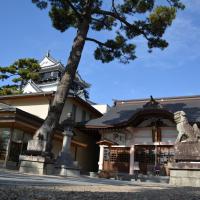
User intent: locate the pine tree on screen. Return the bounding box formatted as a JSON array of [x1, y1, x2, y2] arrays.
[[0, 58, 40, 95], [31, 0, 184, 153]]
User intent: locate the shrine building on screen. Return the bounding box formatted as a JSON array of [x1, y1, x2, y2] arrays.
[[81, 95, 200, 176]]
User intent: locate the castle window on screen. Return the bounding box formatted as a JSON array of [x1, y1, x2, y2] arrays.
[[43, 72, 51, 80]]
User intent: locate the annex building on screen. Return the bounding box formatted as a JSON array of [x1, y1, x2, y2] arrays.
[[82, 95, 200, 176], [0, 53, 103, 173]]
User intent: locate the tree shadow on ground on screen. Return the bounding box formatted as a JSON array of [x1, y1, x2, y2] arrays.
[[0, 184, 199, 200]]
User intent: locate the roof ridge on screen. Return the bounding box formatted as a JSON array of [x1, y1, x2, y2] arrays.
[[26, 80, 43, 92], [115, 94, 200, 105]]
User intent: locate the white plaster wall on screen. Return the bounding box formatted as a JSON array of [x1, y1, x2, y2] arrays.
[[39, 84, 58, 92], [76, 106, 82, 122], [132, 128, 152, 144], [17, 104, 49, 119], [23, 83, 37, 93], [7, 98, 50, 119], [92, 104, 110, 114], [102, 131, 126, 145], [125, 127, 178, 146], [162, 128, 178, 143], [99, 127, 177, 147], [59, 101, 72, 123], [3, 95, 96, 124], [40, 57, 55, 67], [59, 99, 94, 123], [75, 107, 91, 122]]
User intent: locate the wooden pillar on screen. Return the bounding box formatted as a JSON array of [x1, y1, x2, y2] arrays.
[[155, 144, 158, 166], [4, 126, 14, 168], [98, 145, 104, 171], [74, 146, 77, 161], [129, 145, 135, 175]]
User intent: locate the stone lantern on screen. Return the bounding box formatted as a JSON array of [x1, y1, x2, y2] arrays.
[[54, 112, 80, 176]]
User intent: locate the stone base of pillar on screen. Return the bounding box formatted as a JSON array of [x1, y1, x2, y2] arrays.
[[54, 151, 80, 177], [54, 165, 80, 177], [169, 162, 200, 187], [19, 155, 54, 175]]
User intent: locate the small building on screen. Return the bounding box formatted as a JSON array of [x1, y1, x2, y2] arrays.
[[81, 95, 200, 176], [0, 102, 86, 169], [0, 93, 102, 172]]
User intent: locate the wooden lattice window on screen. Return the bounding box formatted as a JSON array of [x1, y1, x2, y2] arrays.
[[103, 148, 110, 161], [135, 146, 155, 164], [110, 148, 130, 163]]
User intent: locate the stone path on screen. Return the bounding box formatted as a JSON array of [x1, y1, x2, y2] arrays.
[[0, 168, 167, 187]]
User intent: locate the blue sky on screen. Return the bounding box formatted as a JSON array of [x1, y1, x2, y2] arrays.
[[0, 0, 200, 105]]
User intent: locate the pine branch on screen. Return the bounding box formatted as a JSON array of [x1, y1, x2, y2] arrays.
[[93, 9, 129, 26], [91, 17, 111, 30], [66, 0, 83, 21], [86, 37, 113, 49], [166, 0, 173, 7], [93, 8, 150, 41], [111, 0, 123, 28]]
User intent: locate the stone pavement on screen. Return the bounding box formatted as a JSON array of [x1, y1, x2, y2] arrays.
[[0, 168, 167, 187], [0, 169, 199, 200]]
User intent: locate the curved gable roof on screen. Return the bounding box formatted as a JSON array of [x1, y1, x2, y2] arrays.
[[84, 95, 200, 128]]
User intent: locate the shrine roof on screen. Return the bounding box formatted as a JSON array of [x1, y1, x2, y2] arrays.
[[84, 95, 200, 128]]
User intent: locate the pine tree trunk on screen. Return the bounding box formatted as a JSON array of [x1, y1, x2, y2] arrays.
[[33, 13, 91, 154]]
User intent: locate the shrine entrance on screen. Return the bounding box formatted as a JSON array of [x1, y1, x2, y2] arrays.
[[103, 147, 130, 173], [134, 145, 174, 175], [135, 145, 155, 174]]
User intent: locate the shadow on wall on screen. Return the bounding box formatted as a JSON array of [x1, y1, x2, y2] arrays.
[[73, 131, 100, 173]]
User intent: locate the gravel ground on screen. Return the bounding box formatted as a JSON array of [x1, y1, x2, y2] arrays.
[[0, 184, 200, 200]]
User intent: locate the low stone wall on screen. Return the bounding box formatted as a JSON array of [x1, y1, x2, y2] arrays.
[[19, 155, 54, 175], [174, 142, 200, 161], [170, 169, 200, 187]]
